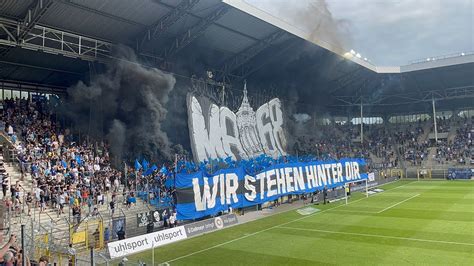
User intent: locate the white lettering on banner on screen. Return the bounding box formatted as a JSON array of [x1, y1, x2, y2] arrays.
[[244, 175, 256, 201], [324, 164, 333, 185], [305, 165, 316, 188], [353, 162, 361, 179], [257, 171, 266, 200], [225, 173, 239, 204], [337, 163, 343, 183], [188, 93, 286, 163], [285, 168, 294, 193], [188, 161, 366, 211], [293, 167, 305, 191], [345, 162, 353, 181], [219, 174, 226, 205], [219, 107, 247, 160], [188, 96, 220, 160], [193, 176, 220, 211], [209, 104, 228, 159], [275, 168, 286, 194], [192, 178, 206, 211], [107, 226, 187, 259], [266, 169, 277, 197], [316, 165, 326, 186]]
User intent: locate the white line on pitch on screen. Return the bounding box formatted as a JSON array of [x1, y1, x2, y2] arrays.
[[278, 226, 474, 246], [162, 181, 417, 264], [377, 194, 420, 213], [330, 209, 378, 214]]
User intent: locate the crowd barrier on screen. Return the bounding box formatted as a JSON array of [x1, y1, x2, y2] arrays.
[[448, 168, 473, 180], [407, 167, 474, 180], [107, 213, 238, 260]]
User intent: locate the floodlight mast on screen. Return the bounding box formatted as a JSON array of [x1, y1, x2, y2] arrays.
[[360, 99, 363, 144], [432, 96, 438, 143]]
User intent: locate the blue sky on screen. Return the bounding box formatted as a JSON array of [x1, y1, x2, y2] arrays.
[[244, 0, 473, 66]]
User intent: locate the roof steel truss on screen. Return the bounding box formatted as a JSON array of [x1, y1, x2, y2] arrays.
[[163, 4, 229, 58], [217, 29, 286, 81], [332, 85, 474, 107], [0, 18, 112, 62], [139, 0, 201, 50]]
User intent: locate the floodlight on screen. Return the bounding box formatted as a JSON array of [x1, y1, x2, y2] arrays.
[[461, 53, 465, 56], [356, 53, 361, 58], [350, 49, 356, 55], [363, 58, 367, 61]]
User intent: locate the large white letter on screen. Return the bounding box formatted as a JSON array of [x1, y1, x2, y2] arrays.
[[220, 107, 247, 160], [305, 166, 317, 188], [293, 167, 306, 191], [285, 167, 294, 193], [276, 168, 286, 194], [192, 177, 209, 211], [244, 175, 256, 201], [256, 99, 287, 158], [266, 170, 277, 197], [188, 96, 226, 161], [257, 172, 266, 199], [225, 173, 239, 204]]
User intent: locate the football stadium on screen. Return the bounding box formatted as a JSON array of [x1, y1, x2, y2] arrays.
[[0, 0, 472, 265]]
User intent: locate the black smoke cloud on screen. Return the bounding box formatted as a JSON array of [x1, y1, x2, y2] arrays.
[[298, 0, 352, 53], [64, 46, 176, 163], [240, 0, 357, 153]]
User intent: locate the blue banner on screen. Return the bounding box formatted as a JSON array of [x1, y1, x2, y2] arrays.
[[176, 158, 368, 220], [448, 168, 473, 180]]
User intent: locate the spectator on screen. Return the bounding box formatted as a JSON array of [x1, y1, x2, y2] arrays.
[[109, 200, 115, 217], [117, 227, 125, 240], [104, 227, 110, 244]]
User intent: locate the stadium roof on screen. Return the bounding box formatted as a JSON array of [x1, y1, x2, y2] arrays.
[[0, 0, 473, 115]]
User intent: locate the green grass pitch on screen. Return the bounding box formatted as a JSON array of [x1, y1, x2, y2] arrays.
[[122, 180, 474, 265]]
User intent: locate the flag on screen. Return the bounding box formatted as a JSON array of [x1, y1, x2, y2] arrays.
[[142, 158, 149, 172], [75, 155, 82, 165], [144, 164, 158, 176], [159, 165, 168, 175], [165, 177, 175, 188], [61, 160, 68, 168], [134, 159, 142, 171]]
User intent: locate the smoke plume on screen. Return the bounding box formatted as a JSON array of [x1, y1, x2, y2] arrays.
[[64, 45, 176, 163]]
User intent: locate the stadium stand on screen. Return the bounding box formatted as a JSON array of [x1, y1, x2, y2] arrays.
[[0, 95, 472, 264], [0, 97, 178, 258], [0, 0, 472, 265]]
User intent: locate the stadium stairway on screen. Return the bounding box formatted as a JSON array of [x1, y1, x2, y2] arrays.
[[425, 147, 439, 167], [393, 142, 406, 169], [418, 121, 432, 143], [447, 122, 460, 142]]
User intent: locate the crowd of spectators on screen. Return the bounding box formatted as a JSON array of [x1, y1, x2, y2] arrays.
[[294, 125, 369, 161], [365, 125, 398, 168], [2, 96, 473, 225], [394, 122, 429, 165], [432, 116, 452, 133], [0, 97, 178, 224], [309, 118, 472, 167], [435, 117, 473, 164]]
